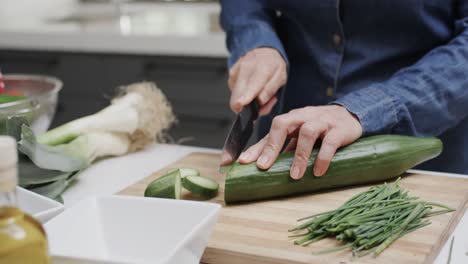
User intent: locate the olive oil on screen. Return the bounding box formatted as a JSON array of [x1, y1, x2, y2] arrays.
[[0, 136, 50, 264]]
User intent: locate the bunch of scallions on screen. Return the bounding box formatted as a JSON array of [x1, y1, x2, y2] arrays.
[[12, 82, 175, 201], [289, 179, 454, 258]]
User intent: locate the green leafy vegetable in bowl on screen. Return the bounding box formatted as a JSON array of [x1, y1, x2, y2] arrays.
[[0, 94, 26, 104]]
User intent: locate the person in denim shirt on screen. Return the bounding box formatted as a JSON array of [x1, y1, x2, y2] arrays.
[[219, 0, 468, 179]]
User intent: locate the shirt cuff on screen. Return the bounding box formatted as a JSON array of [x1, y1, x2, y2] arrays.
[[226, 23, 289, 68], [331, 85, 399, 135]]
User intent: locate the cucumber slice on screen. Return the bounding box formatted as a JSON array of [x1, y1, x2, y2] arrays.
[[167, 168, 200, 178], [182, 175, 219, 199], [144, 170, 181, 199]]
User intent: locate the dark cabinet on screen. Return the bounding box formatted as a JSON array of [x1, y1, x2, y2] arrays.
[[53, 54, 145, 125], [143, 57, 231, 119], [0, 50, 232, 148], [0, 52, 61, 75]]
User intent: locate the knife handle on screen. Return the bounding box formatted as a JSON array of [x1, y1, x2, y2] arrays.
[[249, 100, 260, 121]]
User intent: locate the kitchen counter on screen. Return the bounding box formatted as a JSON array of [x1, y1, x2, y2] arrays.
[[61, 143, 467, 264], [0, 0, 227, 57], [62, 143, 219, 206]]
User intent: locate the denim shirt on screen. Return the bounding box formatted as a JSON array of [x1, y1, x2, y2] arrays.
[[220, 0, 468, 174]]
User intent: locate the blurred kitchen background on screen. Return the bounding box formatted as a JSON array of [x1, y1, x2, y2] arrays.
[[0, 0, 231, 148]]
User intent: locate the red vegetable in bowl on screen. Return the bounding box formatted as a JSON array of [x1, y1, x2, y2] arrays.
[[6, 89, 24, 96], [0, 70, 25, 96], [0, 69, 5, 94]]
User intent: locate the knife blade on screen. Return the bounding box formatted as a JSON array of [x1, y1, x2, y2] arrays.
[[221, 100, 260, 165]]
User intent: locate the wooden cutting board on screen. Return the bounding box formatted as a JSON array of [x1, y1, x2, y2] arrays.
[[118, 152, 468, 264]]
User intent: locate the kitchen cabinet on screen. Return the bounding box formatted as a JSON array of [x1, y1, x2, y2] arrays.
[[143, 57, 231, 119], [0, 52, 61, 75], [0, 50, 233, 148]]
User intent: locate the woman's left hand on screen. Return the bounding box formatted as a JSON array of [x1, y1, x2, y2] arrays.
[[239, 105, 363, 179]]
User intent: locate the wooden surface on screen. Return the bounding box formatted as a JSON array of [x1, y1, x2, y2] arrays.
[[119, 152, 468, 264]]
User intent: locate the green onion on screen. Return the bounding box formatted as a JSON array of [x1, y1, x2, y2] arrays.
[[447, 236, 454, 264], [289, 179, 454, 258], [373, 203, 425, 256], [313, 243, 354, 255]]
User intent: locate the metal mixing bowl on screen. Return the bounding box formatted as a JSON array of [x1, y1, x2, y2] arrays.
[[0, 74, 62, 134]]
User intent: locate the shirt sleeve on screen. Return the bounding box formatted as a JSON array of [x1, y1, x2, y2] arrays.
[[333, 4, 468, 137], [220, 0, 288, 68]]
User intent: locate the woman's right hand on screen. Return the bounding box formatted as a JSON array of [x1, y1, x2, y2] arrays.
[[228, 47, 287, 116]]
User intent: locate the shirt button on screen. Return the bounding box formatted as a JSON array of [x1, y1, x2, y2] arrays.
[[333, 33, 342, 46], [326, 86, 334, 97]]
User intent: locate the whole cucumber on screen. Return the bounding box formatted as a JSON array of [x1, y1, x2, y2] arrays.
[[224, 135, 442, 204]]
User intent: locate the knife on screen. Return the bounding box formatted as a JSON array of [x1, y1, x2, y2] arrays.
[[221, 100, 260, 166]]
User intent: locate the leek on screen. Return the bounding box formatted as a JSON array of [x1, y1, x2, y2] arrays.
[[38, 82, 175, 146], [19, 125, 89, 172], [20, 81, 175, 172], [29, 171, 79, 201], [18, 155, 73, 186], [17, 126, 135, 199], [20, 125, 145, 172], [9, 81, 175, 200]]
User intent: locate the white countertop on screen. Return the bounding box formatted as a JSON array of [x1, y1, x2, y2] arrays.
[[0, 0, 227, 57], [62, 143, 219, 205], [61, 143, 467, 264]]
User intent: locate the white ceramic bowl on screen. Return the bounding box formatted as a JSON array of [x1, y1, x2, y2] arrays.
[[44, 196, 220, 264], [17, 186, 65, 223]]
